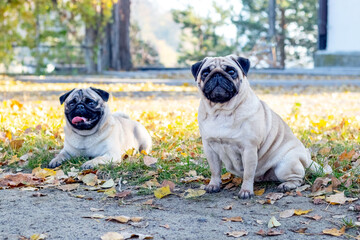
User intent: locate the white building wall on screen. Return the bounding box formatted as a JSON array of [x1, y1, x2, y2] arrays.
[[327, 0, 360, 52]]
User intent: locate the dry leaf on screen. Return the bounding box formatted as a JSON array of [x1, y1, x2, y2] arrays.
[[180, 176, 204, 183], [319, 147, 331, 155], [223, 205, 233, 210], [130, 217, 143, 222], [268, 216, 281, 228], [106, 216, 130, 223], [32, 167, 56, 179], [160, 224, 170, 229], [279, 209, 295, 218], [101, 179, 115, 189], [104, 187, 117, 198], [225, 230, 248, 238], [82, 214, 106, 219], [143, 199, 153, 205], [267, 229, 285, 236], [311, 177, 331, 193], [254, 188, 265, 196], [101, 232, 124, 240], [116, 190, 131, 198], [222, 216, 243, 222], [322, 226, 346, 237], [0, 173, 43, 188], [255, 229, 266, 236], [294, 209, 312, 216], [82, 173, 98, 186], [90, 208, 104, 212], [143, 156, 157, 166], [292, 228, 307, 233], [160, 180, 175, 192], [121, 232, 153, 239], [143, 178, 160, 188], [154, 185, 171, 199], [304, 214, 322, 221], [221, 172, 233, 184], [30, 233, 47, 240], [266, 192, 284, 200], [339, 149, 355, 161], [326, 191, 358, 205], [231, 177, 242, 186], [10, 139, 24, 150], [57, 183, 79, 192], [183, 189, 206, 199]]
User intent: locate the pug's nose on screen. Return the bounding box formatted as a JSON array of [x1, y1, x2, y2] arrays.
[[77, 104, 85, 110]]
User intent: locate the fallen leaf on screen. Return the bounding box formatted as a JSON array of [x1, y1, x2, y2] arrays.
[[232, 177, 242, 186], [10, 139, 24, 150], [339, 149, 355, 161], [267, 229, 285, 236], [101, 232, 124, 240], [279, 209, 295, 218], [129, 221, 149, 228], [106, 216, 130, 223], [101, 179, 115, 189], [183, 189, 206, 199], [225, 230, 248, 238], [311, 177, 331, 193], [143, 178, 160, 188], [143, 156, 157, 166], [326, 191, 358, 205], [304, 214, 322, 221], [322, 226, 346, 237], [180, 176, 204, 183], [294, 209, 312, 216], [255, 229, 266, 236], [57, 183, 79, 192], [154, 186, 171, 199], [32, 192, 47, 197], [160, 180, 175, 192], [296, 184, 310, 192], [268, 216, 281, 228], [223, 205, 233, 210], [143, 199, 153, 205], [104, 187, 117, 198], [121, 232, 153, 239], [116, 190, 131, 198], [0, 173, 43, 188], [266, 192, 284, 201], [130, 217, 143, 222], [222, 216, 243, 222], [82, 173, 98, 186], [32, 167, 57, 179], [256, 199, 275, 205], [160, 224, 170, 229], [83, 214, 106, 219], [186, 170, 197, 177], [330, 176, 341, 190], [319, 147, 331, 155], [221, 172, 233, 184], [254, 188, 265, 196], [292, 228, 307, 233], [90, 208, 104, 212], [30, 233, 47, 240]]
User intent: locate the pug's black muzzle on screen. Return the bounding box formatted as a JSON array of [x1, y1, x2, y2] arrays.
[[203, 73, 238, 103], [66, 102, 103, 130]]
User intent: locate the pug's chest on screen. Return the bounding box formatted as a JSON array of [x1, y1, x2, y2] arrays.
[[66, 135, 111, 157]]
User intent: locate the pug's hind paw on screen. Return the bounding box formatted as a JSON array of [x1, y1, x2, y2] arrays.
[[277, 181, 300, 192], [238, 189, 254, 199], [205, 184, 221, 193], [48, 158, 64, 168]]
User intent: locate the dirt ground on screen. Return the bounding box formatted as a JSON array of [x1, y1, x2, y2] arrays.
[[0, 184, 358, 240]]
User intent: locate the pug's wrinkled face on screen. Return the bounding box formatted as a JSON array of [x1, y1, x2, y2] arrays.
[[191, 55, 250, 103], [60, 87, 109, 131]]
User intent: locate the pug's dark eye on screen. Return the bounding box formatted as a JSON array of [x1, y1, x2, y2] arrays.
[[227, 69, 235, 75], [202, 71, 209, 78], [86, 99, 96, 107]]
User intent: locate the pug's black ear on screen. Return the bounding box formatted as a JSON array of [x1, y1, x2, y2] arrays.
[[59, 88, 75, 105], [233, 57, 250, 76], [191, 60, 205, 80], [90, 87, 110, 102]]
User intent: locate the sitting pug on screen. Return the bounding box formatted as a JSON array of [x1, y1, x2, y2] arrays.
[[48, 87, 152, 169], [191, 55, 328, 199]]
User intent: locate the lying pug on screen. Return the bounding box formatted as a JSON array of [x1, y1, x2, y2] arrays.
[[48, 87, 152, 169], [191, 55, 327, 199]]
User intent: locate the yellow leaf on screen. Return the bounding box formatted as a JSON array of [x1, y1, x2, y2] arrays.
[[104, 187, 117, 198], [254, 188, 265, 196], [183, 189, 206, 199], [30, 233, 47, 240], [81, 173, 98, 186], [154, 185, 171, 199], [294, 209, 312, 215], [222, 216, 243, 222], [10, 139, 24, 150], [140, 150, 148, 155], [32, 167, 57, 178], [221, 172, 233, 184], [322, 226, 346, 236]]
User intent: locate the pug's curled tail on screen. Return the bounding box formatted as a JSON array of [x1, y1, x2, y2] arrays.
[[113, 112, 130, 119], [303, 149, 332, 174]]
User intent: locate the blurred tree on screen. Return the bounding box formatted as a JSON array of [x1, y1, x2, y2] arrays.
[[130, 22, 160, 67], [172, 4, 236, 65], [232, 0, 318, 68]]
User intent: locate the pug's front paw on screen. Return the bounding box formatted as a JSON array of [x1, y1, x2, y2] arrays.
[[238, 189, 254, 199], [48, 157, 65, 168], [205, 183, 221, 193]]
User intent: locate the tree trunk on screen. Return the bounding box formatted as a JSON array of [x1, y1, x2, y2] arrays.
[[118, 0, 132, 70], [278, 8, 286, 69], [84, 26, 96, 74], [268, 0, 277, 67], [110, 2, 121, 70]]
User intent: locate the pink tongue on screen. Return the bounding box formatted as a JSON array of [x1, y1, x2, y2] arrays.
[[71, 116, 87, 124]]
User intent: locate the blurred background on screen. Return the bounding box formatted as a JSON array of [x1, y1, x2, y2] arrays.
[[1, 0, 357, 75]]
